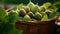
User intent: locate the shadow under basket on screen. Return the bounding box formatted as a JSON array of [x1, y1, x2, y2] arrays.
[[15, 17, 58, 34]]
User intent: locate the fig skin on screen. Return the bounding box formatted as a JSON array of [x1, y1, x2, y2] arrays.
[[28, 12, 35, 18], [42, 2, 51, 9], [23, 15, 31, 21], [23, 6, 30, 13], [34, 12, 42, 20], [32, 5, 40, 13], [18, 9, 26, 17], [39, 6, 45, 12], [28, 1, 35, 12]]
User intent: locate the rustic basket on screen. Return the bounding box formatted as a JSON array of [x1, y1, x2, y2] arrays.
[[15, 17, 58, 34]]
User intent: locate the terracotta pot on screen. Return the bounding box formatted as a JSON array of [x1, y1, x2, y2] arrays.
[[15, 17, 58, 34]]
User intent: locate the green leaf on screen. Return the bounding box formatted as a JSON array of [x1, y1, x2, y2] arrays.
[[0, 9, 7, 23], [49, 11, 57, 19], [53, 1, 60, 8], [0, 23, 13, 34], [7, 10, 18, 24], [7, 29, 23, 34]]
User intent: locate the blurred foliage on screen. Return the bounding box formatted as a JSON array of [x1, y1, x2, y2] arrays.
[[53, 1, 60, 8], [3, 0, 60, 5]]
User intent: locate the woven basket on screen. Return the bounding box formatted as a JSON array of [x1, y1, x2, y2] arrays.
[[15, 16, 58, 34]]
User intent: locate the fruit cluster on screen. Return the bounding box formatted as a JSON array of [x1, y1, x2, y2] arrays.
[[12, 1, 58, 21]]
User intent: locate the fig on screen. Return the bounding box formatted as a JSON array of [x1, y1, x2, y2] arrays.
[[42, 2, 51, 9], [23, 6, 30, 13], [23, 15, 31, 21], [41, 14, 48, 21], [18, 9, 26, 17], [40, 12, 46, 17], [28, 12, 35, 18], [17, 3, 24, 10], [32, 5, 40, 13], [34, 12, 42, 20], [28, 1, 35, 11], [39, 6, 45, 12]]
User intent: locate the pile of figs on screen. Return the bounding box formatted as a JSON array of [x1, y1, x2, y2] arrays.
[[12, 1, 58, 21]]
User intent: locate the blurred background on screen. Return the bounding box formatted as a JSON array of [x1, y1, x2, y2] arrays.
[[2, 0, 60, 5], [0, 0, 60, 34], [0, 0, 60, 9]]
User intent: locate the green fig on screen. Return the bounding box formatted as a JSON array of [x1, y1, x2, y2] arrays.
[[23, 15, 31, 21], [40, 12, 46, 17], [42, 2, 51, 9], [41, 14, 48, 21], [28, 1, 35, 11], [39, 6, 45, 12], [23, 6, 30, 13], [35, 12, 42, 20], [31, 5, 40, 13], [18, 9, 26, 17], [17, 3, 24, 10]]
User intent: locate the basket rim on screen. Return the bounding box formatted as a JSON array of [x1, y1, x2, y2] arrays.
[[17, 16, 58, 22], [16, 16, 58, 25]]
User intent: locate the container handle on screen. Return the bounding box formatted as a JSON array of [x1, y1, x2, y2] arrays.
[[55, 16, 60, 26]]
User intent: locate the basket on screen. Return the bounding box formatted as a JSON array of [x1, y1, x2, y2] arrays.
[[15, 17, 58, 34]]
